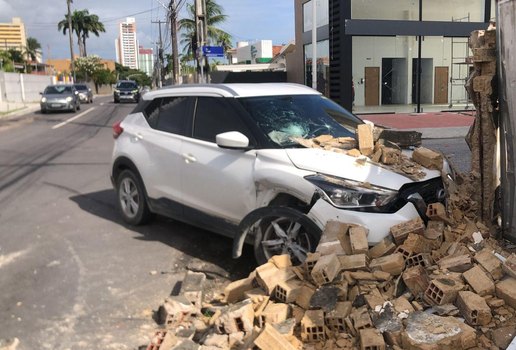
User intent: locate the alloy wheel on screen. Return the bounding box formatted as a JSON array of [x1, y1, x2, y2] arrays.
[[119, 177, 140, 219]]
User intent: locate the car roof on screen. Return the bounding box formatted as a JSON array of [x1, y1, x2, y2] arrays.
[[142, 83, 321, 100]]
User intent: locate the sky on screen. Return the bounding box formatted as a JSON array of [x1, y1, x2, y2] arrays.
[[0, 0, 295, 61]]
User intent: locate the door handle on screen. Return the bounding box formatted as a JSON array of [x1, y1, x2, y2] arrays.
[[182, 153, 197, 163]]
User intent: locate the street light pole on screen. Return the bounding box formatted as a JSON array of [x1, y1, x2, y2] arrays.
[[66, 0, 76, 82]]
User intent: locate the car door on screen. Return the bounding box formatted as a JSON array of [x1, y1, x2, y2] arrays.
[[181, 96, 258, 226], [138, 96, 193, 218]]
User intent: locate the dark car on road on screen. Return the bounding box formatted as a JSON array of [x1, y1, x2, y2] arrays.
[[40, 84, 80, 114], [114, 80, 140, 104]]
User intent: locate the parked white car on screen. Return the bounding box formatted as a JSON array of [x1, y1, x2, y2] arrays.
[[110, 83, 447, 264]]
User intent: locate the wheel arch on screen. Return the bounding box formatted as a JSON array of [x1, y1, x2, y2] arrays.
[[112, 157, 149, 199], [232, 204, 322, 259]]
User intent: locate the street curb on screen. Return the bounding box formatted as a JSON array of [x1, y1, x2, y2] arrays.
[[0, 104, 40, 121]]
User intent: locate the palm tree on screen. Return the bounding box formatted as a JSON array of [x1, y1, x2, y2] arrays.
[[81, 13, 105, 56], [58, 9, 85, 56], [178, 0, 231, 72], [24, 37, 42, 62], [58, 9, 103, 57], [217, 32, 232, 61]]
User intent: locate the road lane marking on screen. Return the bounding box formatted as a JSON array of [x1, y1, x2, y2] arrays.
[[52, 107, 96, 130]]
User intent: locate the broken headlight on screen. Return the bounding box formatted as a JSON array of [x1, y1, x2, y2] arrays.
[[305, 174, 398, 209]]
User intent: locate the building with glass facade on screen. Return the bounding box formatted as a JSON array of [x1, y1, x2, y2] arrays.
[[292, 0, 495, 112]]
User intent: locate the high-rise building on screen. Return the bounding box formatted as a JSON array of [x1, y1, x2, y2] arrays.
[[115, 17, 138, 69], [138, 46, 154, 77], [0, 17, 27, 52]]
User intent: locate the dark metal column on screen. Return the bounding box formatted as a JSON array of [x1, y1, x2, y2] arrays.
[[329, 0, 352, 111], [484, 0, 492, 23], [416, 0, 423, 113]]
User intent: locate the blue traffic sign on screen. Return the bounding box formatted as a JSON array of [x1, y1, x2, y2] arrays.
[[202, 46, 224, 57]]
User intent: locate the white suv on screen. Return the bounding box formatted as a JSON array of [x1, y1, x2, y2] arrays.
[[110, 83, 446, 264]]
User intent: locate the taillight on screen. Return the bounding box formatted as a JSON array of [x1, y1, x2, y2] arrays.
[[112, 120, 124, 139]]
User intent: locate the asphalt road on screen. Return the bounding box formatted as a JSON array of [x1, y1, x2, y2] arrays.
[[0, 97, 255, 350], [0, 98, 473, 349]]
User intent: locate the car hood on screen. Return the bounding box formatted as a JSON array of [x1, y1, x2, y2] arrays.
[[116, 87, 138, 91], [285, 148, 442, 190]]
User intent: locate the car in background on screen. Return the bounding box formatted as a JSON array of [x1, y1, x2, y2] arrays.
[[110, 83, 449, 265], [114, 80, 140, 103], [40, 84, 80, 114], [74, 84, 93, 104]]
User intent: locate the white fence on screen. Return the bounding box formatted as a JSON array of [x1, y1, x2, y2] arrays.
[[0, 72, 54, 103]]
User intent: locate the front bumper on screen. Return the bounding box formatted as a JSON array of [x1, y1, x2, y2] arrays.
[[308, 199, 421, 244], [41, 101, 74, 111], [114, 92, 139, 101]]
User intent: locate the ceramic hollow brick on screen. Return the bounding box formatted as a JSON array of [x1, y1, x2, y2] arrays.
[[273, 279, 303, 304], [311, 254, 341, 286], [301, 310, 326, 342], [405, 253, 433, 268], [456, 291, 492, 326], [360, 328, 386, 350], [424, 278, 464, 305], [325, 301, 352, 333]]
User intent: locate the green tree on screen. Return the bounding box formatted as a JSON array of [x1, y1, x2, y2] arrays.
[[74, 54, 103, 77], [24, 37, 42, 62], [115, 63, 152, 87], [92, 68, 116, 93], [0, 51, 14, 72], [58, 9, 105, 57], [81, 13, 105, 56]]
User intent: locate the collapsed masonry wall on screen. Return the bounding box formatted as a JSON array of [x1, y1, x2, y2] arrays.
[[465, 25, 498, 226]]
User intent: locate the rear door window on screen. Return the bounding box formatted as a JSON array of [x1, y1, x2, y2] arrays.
[[143, 97, 191, 135]]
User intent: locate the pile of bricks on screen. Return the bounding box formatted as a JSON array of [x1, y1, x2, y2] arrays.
[[147, 194, 516, 350]]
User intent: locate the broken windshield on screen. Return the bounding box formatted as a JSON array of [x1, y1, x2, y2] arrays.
[[237, 95, 363, 147]]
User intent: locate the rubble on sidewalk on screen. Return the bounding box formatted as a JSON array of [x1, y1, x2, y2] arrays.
[[140, 24, 516, 350]]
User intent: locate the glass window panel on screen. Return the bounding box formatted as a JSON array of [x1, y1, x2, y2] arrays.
[[304, 40, 330, 97], [352, 0, 419, 20], [422, 0, 483, 21], [352, 36, 415, 112], [303, 0, 329, 32]]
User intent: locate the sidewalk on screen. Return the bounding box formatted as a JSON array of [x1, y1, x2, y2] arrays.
[[0, 102, 40, 120], [359, 111, 475, 139]]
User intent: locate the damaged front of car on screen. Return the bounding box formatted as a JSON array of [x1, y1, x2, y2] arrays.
[[294, 146, 449, 244], [231, 90, 454, 264]]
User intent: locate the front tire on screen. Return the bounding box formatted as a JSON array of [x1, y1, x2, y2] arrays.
[[252, 207, 321, 265], [116, 169, 152, 225]]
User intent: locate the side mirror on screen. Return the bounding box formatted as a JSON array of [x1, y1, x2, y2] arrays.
[[216, 131, 250, 149]]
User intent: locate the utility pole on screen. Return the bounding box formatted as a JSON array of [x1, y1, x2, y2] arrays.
[[66, 0, 76, 82], [195, 0, 208, 83], [169, 0, 180, 85], [151, 20, 166, 87]]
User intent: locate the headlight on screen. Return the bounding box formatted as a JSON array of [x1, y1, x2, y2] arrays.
[[131, 89, 138, 94], [66, 96, 73, 102], [114, 89, 120, 94], [41, 97, 47, 103], [305, 174, 398, 209]]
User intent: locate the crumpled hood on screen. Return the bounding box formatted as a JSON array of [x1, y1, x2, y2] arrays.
[[285, 148, 442, 190]]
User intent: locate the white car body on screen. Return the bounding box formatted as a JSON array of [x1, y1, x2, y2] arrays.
[[111, 83, 447, 263]]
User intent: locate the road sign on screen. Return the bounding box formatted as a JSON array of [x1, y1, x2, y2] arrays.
[[202, 46, 224, 57]]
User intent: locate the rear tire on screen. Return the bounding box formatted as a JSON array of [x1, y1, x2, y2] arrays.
[[252, 207, 321, 265], [41, 109, 46, 114], [116, 169, 152, 225]]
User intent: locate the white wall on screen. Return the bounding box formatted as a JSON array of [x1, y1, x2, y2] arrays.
[[0, 72, 53, 103]]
